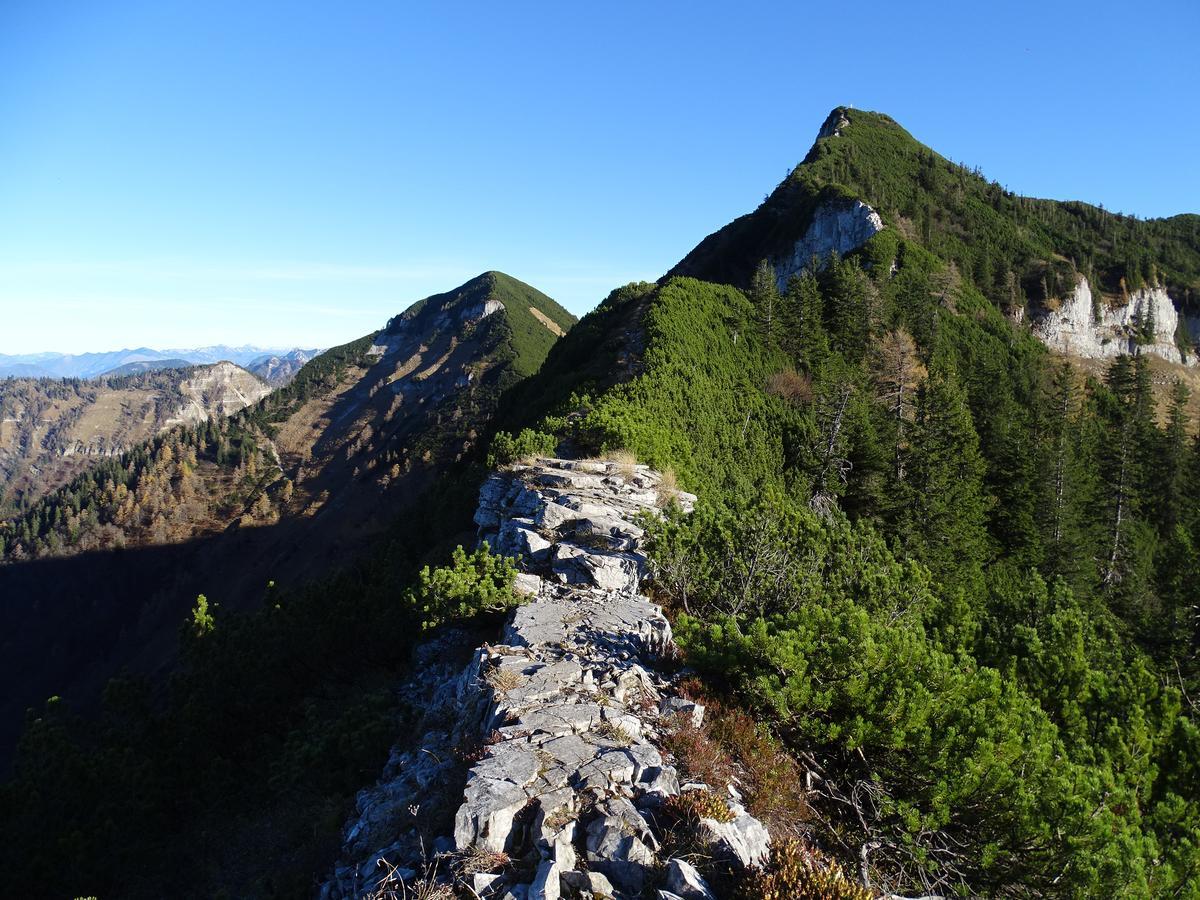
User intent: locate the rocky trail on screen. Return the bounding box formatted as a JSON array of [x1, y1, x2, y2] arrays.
[[321, 458, 771, 899]]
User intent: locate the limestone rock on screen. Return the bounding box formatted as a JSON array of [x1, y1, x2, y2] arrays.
[[1031, 275, 1197, 366], [318, 457, 772, 898], [561, 869, 616, 896], [665, 857, 717, 900], [773, 198, 885, 287], [586, 797, 658, 893], [529, 859, 561, 900], [698, 801, 772, 868]]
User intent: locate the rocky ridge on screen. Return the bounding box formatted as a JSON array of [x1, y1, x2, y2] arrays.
[[321, 458, 771, 899]]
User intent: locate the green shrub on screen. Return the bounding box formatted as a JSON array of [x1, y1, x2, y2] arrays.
[[487, 428, 558, 466], [412, 543, 519, 628], [737, 840, 874, 900]]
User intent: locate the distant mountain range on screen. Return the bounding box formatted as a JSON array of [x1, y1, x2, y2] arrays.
[[244, 348, 324, 385], [0, 345, 322, 380]]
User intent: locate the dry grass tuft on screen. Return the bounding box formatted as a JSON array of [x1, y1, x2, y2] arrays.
[[365, 858, 456, 900], [457, 845, 511, 877], [484, 666, 523, 693], [656, 467, 681, 508], [603, 448, 638, 482], [596, 719, 635, 746]]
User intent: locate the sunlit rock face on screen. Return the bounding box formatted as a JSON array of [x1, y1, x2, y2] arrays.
[[772, 198, 885, 288], [1031, 276, 1196, 365]]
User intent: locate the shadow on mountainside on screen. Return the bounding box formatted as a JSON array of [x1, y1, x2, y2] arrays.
[[0, 463, 446, 774], [0, 308, 564, 775]]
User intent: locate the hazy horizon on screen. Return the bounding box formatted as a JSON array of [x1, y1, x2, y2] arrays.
[[2, 0, 1197, 355]]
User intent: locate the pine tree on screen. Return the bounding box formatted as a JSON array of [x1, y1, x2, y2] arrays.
[[902, 353, 990, 596], [783, 271, 829, 369], [1035, 363, 1096, 590], [1158, 381, 1191, 532], [1094, 356, 1159, 628], [821, 256, 876, 362], [748, 260, 781, 342]]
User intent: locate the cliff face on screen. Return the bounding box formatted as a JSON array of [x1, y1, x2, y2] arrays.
[[771, 198, 884, 288], [0, 362, 270, 508], [170, 360, 273, 423], [322, 458, 768, 899], [1030, 276, 1199, 365]]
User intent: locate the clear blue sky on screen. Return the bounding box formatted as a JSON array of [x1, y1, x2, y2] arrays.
[[1, 0, 1197, 354]]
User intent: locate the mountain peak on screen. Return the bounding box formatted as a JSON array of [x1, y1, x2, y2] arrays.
[[384, 271, 576, 377], [672, 106, 1200, 306], [816, 106, 851, 140]]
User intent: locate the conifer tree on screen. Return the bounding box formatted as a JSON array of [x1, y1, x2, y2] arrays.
[[821, 255, 876, 362], [1158, 381, 1191, 532], [783, 271, 829, 369], [902, 352, 990, 595], [748, 259, 780, 342], [871, 328, 925, 482]]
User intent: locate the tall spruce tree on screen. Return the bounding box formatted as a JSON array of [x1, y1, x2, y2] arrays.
[[901, 352, 990, 597], [783, 270, 829, 369]]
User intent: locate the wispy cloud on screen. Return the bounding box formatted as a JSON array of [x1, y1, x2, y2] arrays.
[[0, 258, 472, 283]]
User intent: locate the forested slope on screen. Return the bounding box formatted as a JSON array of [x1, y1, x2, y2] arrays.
[[0, 362, 270, 517], [673, 107, 1200, 314]]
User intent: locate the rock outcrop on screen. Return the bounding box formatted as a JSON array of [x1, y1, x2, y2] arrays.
[[1031, 276, 1199, 365], [169, 361, 273, 423], [321, 458, 770, 899], [771, 198, 885, 289]]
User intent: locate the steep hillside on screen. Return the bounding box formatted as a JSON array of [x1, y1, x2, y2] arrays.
[[483, 261, 1200, 893], [0, 272, 573, 788], [0, 362, 271, 514]]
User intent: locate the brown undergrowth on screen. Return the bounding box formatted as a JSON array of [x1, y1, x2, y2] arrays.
[[657, 678, 883, 898], [663, 677, 811, 836]]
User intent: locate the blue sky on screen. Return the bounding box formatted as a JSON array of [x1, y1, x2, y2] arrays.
[[1, 0, 1197, 354]]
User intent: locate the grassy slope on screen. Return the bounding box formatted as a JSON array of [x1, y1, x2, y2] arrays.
[[486, 270, 577, 376]]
